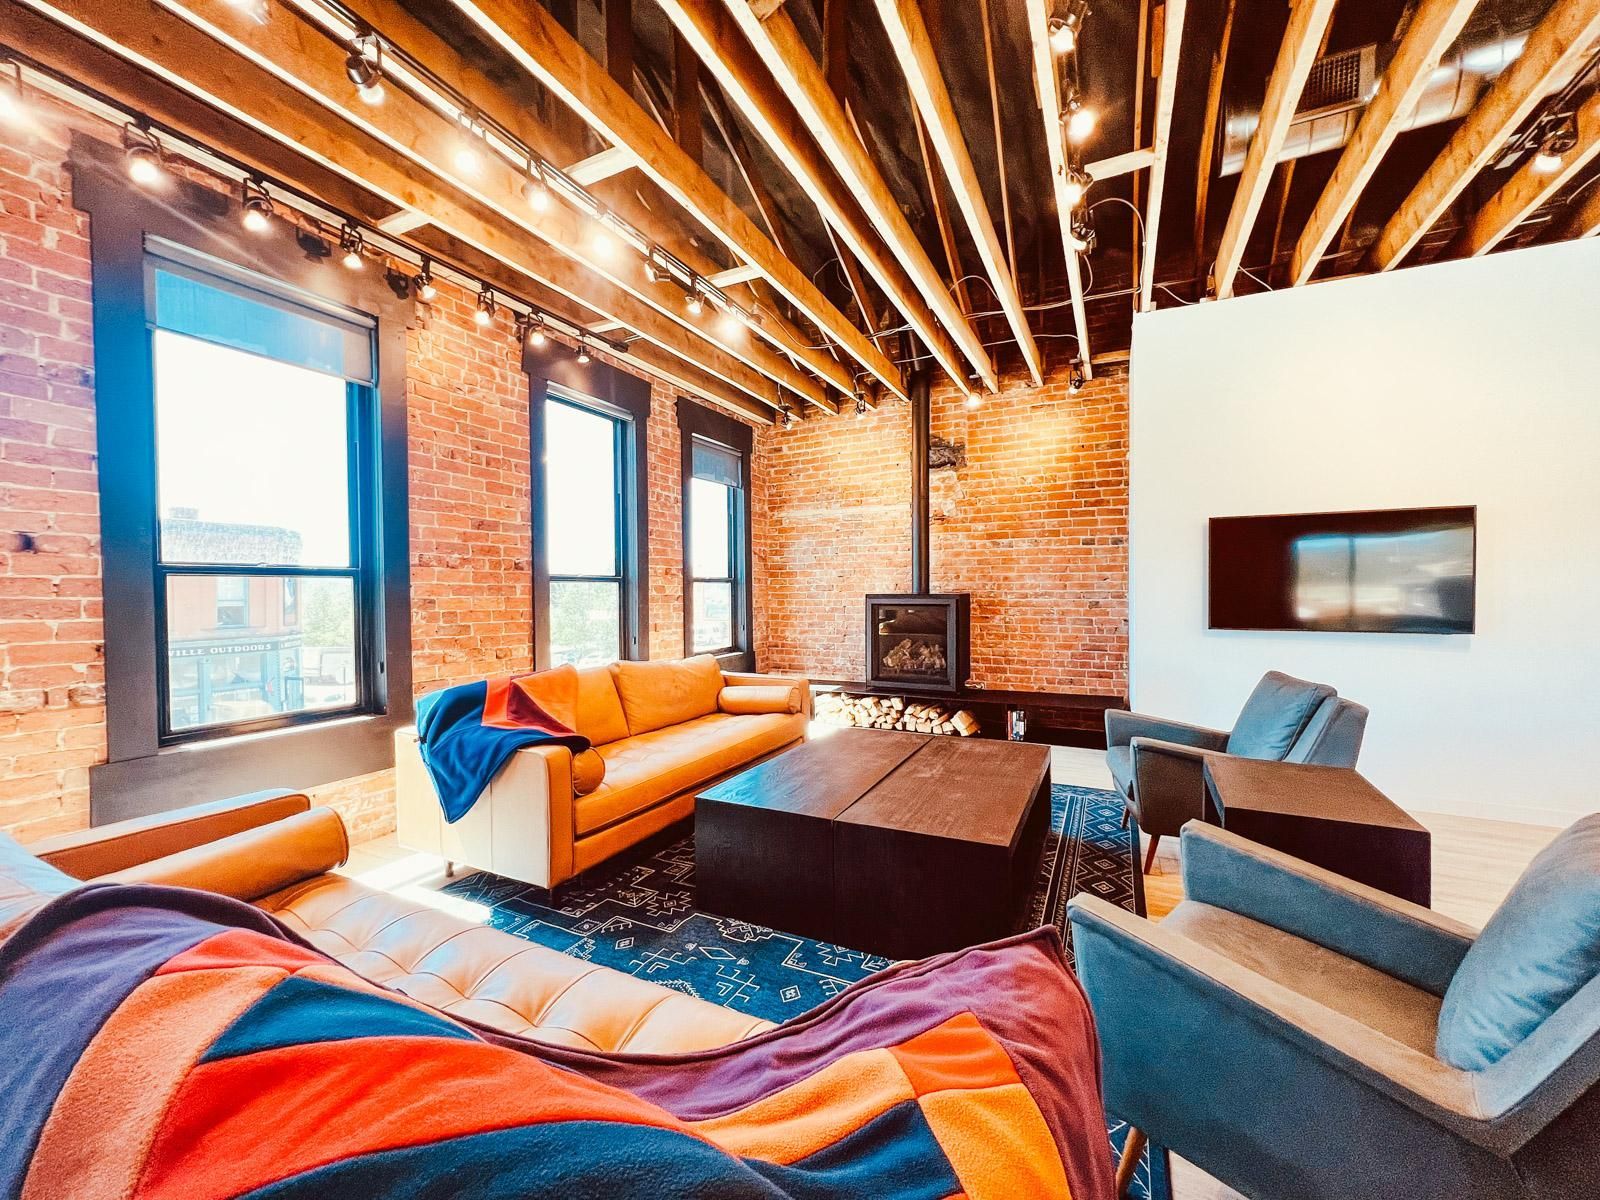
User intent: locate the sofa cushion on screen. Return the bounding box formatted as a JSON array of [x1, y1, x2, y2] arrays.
[[718, 684, 801, 716], [575, 665, 631, 746], [610, 654, 724, 736], [1226, 671, 1336, 760], [576, 712, 802, 835], [1436, 815, 1600, 1070]]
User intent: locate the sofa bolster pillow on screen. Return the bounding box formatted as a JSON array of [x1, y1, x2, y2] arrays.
[[98, 807, 349, 903], [719, 684, 801, 716], [572, 747, 607, 797]]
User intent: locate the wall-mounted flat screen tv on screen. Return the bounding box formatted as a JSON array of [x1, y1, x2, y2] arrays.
[[1209, 507, 1476, 634]]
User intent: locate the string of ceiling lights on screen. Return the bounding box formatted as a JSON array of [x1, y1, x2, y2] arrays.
[[257, 0, 766, 348], [0, 46, 622, 365], [1048, 0, 1098, 257]]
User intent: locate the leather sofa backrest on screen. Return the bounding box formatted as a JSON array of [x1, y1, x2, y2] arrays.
[[574, 665, 632, 745], [610, 655, 724, 736], [1226, 671, 1337, 761], [1284, 696, 1369, 767]]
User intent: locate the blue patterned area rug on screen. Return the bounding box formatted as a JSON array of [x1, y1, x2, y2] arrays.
[[443, 782, 1170, 1200]]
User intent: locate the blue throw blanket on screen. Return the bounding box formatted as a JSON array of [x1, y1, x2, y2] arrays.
[[416, 675, 591, 822]]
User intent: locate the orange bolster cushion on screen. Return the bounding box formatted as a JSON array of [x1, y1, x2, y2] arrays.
[[571, 747, 607, 796], [718, 684, 801, 716], [99, 807, 349, 902]]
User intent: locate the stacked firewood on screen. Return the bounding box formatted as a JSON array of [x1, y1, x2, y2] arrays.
[[814, 692, 980, 737]]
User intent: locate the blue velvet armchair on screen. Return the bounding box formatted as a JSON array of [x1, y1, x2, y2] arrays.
[[1105, 672, 1368, 871], [1069, 820, 1600, 1200]]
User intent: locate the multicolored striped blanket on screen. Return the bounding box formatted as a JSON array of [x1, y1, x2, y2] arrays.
[[0, 883, 1114, 1199]]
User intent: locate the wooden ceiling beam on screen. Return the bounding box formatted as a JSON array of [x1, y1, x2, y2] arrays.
[[1089, 147, 1155, 181], [14, 0, 785, 418], [444, 0, 905, 403], [566, 145, 635, 185], [876, 0, 1042, 383], [323, 0, 848, 407], [0, 4, 772, 423], [1024, 0, 1093, 379], [711, 0, 997, 393], [1456, 88, 1600, 257], [1374, 0, 1600, 271], [1192, 0, 1236, 290], [653, 0, 970, 395], [1291, 0, 1481, 286], [1213, 0, 1338, 299], [1138, 0, 1188, 312]]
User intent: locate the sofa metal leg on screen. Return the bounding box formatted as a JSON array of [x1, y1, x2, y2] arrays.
[[1120, 808, 1129, 830], [1142, 834, 1161, 876], [1115, 1127, 1148, 1197], [445, 861, 456, 879]]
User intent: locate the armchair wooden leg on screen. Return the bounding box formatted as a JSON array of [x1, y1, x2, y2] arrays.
[[1142, 834, 1161, 875], [1115, 1127, 1148, 1197]]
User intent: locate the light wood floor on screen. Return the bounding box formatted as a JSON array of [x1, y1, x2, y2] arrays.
[[347, 746, 1561, 1200]]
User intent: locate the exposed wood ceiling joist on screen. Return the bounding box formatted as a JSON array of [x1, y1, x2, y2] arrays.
[[444, 0, 906, 402], [1291, 0, 1482, 286], [711, 0, 999, 393], [328, 0, 847, 409], [1138, 0, 1188, 313], [16, 0, 782, 420], [1089, 147, 1155, 181], [1213, 0, 1338, 299], [876, 0, 1043, 384], [376, 208, 432, 234], [1373, 0, 1600, 271], [1455, 85, 1600, 257], [653, 0, 970, 396], [1564, 178, 1600, 237], [1192, 0, 1235, 288], [1024, 0, 1093, 379]]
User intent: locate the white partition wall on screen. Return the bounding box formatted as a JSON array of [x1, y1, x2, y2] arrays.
[[1128, 237, 1600, 827]]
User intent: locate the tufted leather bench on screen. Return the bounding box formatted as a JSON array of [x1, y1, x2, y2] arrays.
[[26, 790, 773, 1055]]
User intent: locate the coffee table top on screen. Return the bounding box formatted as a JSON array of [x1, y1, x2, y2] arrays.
[[698, 729, 1051, 849], [1203, 757, 1426, 833]]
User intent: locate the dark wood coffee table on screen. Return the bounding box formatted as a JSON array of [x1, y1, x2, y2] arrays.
[[696, 729, 1052, 959], [1203, 757, 1432, 906]]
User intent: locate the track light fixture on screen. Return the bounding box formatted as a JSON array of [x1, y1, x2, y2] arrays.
[[241, 178, 274, 233], [1049, 18, 1075, 55], [1534, 113, 1578, 174], [778, 402, 794, 430], [521, 159, 552, 212], [453, 110, 485, 177], [589, 212, 619, 260], [574, 339, 592, 365], [1062, 165, 1090, 208], [474, 286, 496, 326], [413, 257, 437, 302], [122, 122, 164, 186], [1065, 95, 1097, 144], [1066, 217, 1096, 255], [527, 314, 547, 347], [685, 285, 704, 317], [854, 391, 868, 418], [345, 36, 384, 106], [338, 223, 365, 270], [965, 394, 982, 410], [1068, 359, 1086, 394]]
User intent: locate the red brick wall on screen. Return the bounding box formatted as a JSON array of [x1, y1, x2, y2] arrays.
[[0, 102, 715, 845], [752, 365, 1129, 697]]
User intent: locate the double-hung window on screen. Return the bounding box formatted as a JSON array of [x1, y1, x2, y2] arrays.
[[147, 245, 376, 741], [544, 390, 631, 666], [678, 399, 752, 666]]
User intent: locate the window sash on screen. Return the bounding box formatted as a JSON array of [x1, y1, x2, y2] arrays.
[[544, 392, 630, 664]]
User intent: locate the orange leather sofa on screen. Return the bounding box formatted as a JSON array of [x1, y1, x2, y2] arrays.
[[395, 655, 810, 889], [18, 790, 773, 1054]]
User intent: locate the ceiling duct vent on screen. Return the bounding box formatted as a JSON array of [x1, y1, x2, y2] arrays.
[[1219, 4, 1545, 177]]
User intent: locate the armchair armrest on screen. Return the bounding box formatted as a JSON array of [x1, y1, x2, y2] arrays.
[[1181, 822, 1475, 997], [1105, 709, 1229, 751], [1066, 895, 1539, 1155], [28, 789, 311, 881], [1128, 738, 1217, 835], [723, 671, 811, 720]]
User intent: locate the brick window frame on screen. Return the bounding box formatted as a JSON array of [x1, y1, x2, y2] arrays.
[[72, 134, 413, 824]]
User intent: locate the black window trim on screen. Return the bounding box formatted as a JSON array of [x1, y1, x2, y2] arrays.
[[73, 133, 413, 826], [677, 398, 754, 671], [526, 346, 651, 668]]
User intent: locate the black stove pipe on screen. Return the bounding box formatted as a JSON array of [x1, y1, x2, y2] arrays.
[[909, 368, 931, 595]]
